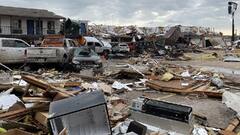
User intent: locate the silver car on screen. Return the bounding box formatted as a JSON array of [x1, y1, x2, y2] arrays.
[[71, 47, 102, 70]]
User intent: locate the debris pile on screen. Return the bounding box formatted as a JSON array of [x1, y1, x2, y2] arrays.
[[0, 55, 239, 135]]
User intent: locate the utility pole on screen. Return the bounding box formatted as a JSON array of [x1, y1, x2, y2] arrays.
[[228, 1, 238, 45], [232, 11, 235, 42]]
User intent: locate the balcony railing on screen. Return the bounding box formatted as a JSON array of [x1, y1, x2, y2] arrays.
[[11, 29, 23, 34], [0, 26, 59, 35]]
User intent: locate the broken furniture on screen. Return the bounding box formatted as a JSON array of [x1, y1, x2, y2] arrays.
[[48, 91, 111, 135]]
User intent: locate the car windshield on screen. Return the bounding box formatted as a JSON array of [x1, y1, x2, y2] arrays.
[[120, 44, 127, 46], [74, 47, 98, 57]]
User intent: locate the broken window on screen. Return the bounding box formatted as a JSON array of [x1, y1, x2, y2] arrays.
[[95, 42, 102, 47]]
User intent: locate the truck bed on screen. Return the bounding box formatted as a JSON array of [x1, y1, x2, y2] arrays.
[[26, 47, 65, 63]]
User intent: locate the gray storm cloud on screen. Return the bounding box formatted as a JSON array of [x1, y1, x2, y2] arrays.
[[0, 0, 239, 34]]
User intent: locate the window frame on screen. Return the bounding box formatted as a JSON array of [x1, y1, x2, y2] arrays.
[[11, 19, 22, 30], [14, 40, 29, 48], [2, 40, 15, 47], [87, 42, 94, 46], [2, 39, 29, 48], [95, 42, 102, 47], [47, 21, 55, 30]]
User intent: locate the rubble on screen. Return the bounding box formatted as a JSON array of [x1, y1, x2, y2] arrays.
[[224, 55, 240, 62], [223, 92, 240, 117], [0, 40, 239, 135]]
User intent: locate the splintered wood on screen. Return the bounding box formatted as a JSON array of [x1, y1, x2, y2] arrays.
[[220, 118, 240, 135], [146, 80, 223, 98], [21, 75, 74, 97]]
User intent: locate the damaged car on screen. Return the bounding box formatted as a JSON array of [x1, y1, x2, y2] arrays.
[[70, 46, 103, 70]]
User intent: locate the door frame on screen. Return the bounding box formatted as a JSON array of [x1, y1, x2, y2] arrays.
[[27, 20, 35, 35]]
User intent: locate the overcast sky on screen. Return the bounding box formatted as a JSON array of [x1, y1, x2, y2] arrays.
[[1, 0, 239, 35]]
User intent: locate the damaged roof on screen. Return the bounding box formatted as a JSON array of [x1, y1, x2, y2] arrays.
[[0, 5, 65, 19]]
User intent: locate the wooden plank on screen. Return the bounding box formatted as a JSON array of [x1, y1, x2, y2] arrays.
[[34, 112, 48, 127], [1, 120, 39, 132], [50, 82, 81, 87], [0, 109, 29, 119], [220, 118, 239, 135], [0, 103, 49, 120], [147, 80, 194, 90], [146, 81, 192, 93], [146, 80, 222, 98], [21, 75, 74, 97], [220, 130, 237, 135], [22, 97, 51, 103], [225, 118, 239, 131]]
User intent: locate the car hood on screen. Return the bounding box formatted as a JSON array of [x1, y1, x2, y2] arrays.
[[102, 41, 112, 48], [72, 55, 101, 62]]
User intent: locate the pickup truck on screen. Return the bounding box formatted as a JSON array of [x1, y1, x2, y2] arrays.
[[26, 38, 77, 64], [0, 38, 30, 64]]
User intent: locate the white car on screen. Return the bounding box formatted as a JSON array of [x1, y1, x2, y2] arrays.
[[0, 38, 30, 64], [84, 36, 112, 54], [233, 40, 240, 48], [112, 43, 130, 53]]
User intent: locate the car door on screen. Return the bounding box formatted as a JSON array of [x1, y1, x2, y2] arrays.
[[87, 42, 95, 51], [0, 40, 15, 63], [66, 40, 77, 59], [2, 39, 29, 64], [13, 39, 29, 63]]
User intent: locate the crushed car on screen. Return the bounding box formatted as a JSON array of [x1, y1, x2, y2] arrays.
[[70, 46, 103, 70]]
